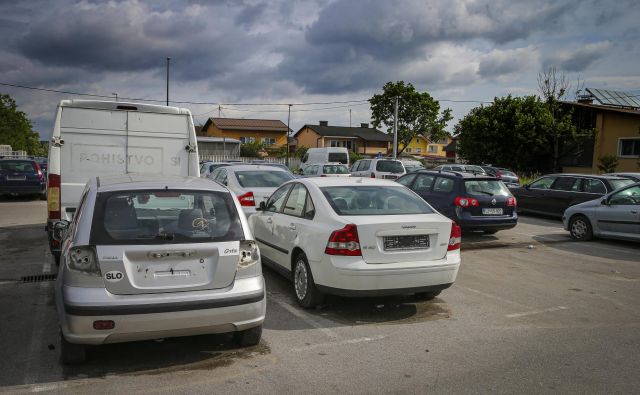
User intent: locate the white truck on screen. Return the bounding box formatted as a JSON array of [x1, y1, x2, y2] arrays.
[[46, 100, 199, 263], [300, 147, 349, 170]]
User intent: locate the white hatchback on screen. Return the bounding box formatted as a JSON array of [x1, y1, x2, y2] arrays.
[[210, 165, 295, 215], [249, 178, 461, 308], [350, 158, 406, 179]]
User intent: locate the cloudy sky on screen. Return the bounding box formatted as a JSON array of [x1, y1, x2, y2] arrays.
[[1, 0, 639, 138]]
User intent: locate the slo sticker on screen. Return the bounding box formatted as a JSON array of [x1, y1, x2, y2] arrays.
[[104, 270, 124, 283]]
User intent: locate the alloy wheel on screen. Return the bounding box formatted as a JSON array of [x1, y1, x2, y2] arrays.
[[294, 260, 308, 301], [571, 219, 587, 239]]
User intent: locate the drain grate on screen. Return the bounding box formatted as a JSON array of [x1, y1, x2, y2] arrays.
[[21, 274, 57, 283]]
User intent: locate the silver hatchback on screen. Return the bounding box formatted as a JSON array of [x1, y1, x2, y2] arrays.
[[53, 175, 266, 363]]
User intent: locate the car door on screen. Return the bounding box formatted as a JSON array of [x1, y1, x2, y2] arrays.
[[411, 173, 437, 204], [546, 176, 581, 215], [596, 185, 640, 239], [252, 184, 293, 263], [271, 183, 309, 269], [518, 176, 557, 213], [429, 176, 456, 218]]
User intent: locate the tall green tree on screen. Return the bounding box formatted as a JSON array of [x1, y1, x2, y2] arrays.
[[0, 93, 46, 156], [370, 81, 452, 156]]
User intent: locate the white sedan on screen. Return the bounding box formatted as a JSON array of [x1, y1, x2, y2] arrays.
[[249, 178, 461, 308], [210, 164, 295, 215]]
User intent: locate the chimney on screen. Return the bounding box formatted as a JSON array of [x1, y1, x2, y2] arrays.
[[360, 123, 369, 128], [319, 121, 328, 126]]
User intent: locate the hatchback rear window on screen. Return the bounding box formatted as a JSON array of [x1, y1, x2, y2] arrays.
[[376, 160, 404, 173], [323, 165, 349, 174], [235, 171, 294, 188], [321, 186, 434, 215], [90, 190, 244, 245], [464, 180, 511, 197], [328, 153, 348, 164], [0, 160, 35, 173]]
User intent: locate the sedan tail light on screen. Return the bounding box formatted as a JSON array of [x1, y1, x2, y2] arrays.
[[448, 221, 462, 251], [506, 197, 517, 207], [34, 162, 43, 180], [238, 191, 255, 206], [455, 196, 479, 207], [325, 224, 362, 256], [47, 174, 61, 220]]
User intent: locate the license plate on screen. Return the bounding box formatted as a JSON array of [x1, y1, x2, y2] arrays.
[[482, 208, 503, 215], [6, 176, 26, 181], [384, 235, 429, 251]]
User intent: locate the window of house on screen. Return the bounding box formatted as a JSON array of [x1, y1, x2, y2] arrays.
[[416, 138, 420, 144], [416, 148, 421, 153], [406, 147, 412, 153], [262, 137, 276, 146], [619, 138, 640, 157], [239, 137, 256, 144], [428, 145, 437, 153], [436, 139, 448, 145]]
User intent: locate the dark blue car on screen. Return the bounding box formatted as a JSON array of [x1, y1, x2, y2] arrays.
[[397, 170, 518, 233], [0, 159, 47, 199]]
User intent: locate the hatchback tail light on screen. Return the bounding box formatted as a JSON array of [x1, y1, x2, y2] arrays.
[[47, 174, 61, 220], [455, 196, 479, 207], [34, 162, 43, 180], [370, 172, 376, 178], [325, 224, 361, 256], [506, 197, 517, 207], [68, 246, 100, 275], [238, 191, 255, 206], [448, 221, 462, 251], [496, 170, 502, 179]]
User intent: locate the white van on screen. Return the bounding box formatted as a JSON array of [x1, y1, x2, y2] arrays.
[[301, 147, 349, 169], [46, 100, 199, 262]]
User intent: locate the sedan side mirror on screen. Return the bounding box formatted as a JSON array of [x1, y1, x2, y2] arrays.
[[257, 201, 266, 211], [52, 220, 71, 242]]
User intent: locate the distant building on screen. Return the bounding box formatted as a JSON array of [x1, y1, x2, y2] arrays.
[[399, 134, 453, 158], [292, 121, 391, 156], [196, 136, 240, 157], [202, 117, 288, 150]]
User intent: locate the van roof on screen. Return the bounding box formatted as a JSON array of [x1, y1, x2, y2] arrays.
[[95, 174, 225, 192], [59, 100, 189, 115]]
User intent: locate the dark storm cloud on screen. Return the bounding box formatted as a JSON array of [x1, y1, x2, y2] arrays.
[[544, 42, 611, 72]]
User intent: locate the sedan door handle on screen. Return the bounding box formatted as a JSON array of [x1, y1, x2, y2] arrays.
[[266, 217, 272, 223], [288, 224, 296, 231]]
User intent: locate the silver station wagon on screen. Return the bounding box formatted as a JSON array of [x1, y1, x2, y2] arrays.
[[53, 175, 265, 363]]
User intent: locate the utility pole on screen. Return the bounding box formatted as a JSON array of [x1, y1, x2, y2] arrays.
[[286, 104, 292, 168], [218, 105, 221, 118], [166, 57, 171, 106], [349, 109, 352, 127], [392, 96, 399, 158]]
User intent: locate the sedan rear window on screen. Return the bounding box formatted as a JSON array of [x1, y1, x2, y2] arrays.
[[376, 160, 404, 173], [90, 190, 244, 245], [464, 180, 511, 197], [323, 164, 349, 174], [321, 186, 434, 215], [235, 171, 294, 188], [0, 160, 35, 173]]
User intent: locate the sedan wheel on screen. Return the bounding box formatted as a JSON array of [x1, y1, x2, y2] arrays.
[[569, 215, 593, 241], [292, 253, 323, 309]]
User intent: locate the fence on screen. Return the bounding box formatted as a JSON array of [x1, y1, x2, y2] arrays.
[[199, 155, 302, 169]]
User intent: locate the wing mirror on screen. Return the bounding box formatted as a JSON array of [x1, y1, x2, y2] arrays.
[[52, 220, 71, 242], [257, 201, 267, 211]]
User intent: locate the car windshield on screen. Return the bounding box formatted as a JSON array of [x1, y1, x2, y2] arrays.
[[376, 160, 404, 173], [610, 179, 634, 190], [464, 179, 511, 197], [323, 164, 350, 174], [235, 170, 294, 188], [90, 190, 244, 245], [0, 160, 35, 173], [321, 186, 434, 215]]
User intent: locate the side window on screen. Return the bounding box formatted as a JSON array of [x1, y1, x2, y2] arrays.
[[583, 179, 606, 194], [302, 166, 314, 176], [609, 186, 640, 205], [304, 193, 315, 219], [414, 174, 435, 192], [302, 153, 309, 163], [359, 160, 371, 171], [199, 164, 207, 173], [265, 184, 292, 212], [433, 177, 454, 193], [530, 176, 556, 190], [397, 174, 417, 187], [551, 177, 579, 191], [283, 184, 307, 217], [350, 161, 360, 172], [217, 170, 228, 186]]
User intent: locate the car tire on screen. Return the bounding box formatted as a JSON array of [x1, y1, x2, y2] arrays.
[[292, 252, 324, 309], [54, 253, 61, 266], [415, 290, 441, 301], [234, 325, 262, 347], [60, 332, 86, 364], [483, 230, 498, 235], [569, 215, 593, 241]]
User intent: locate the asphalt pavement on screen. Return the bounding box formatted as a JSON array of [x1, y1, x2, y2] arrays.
[[0, 198, 638, 394]]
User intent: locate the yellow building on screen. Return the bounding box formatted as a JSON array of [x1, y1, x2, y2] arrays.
[[202, 117, 288, 149], [400, 135, 453, 157]]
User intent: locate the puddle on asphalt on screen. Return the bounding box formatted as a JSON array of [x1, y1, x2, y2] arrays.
[[311, 296, 451, 326]]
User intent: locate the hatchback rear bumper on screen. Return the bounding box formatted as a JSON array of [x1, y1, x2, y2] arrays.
[[58, 276, 266, 345], [456, 212, 518, 231], [0, 184, 45, 195]]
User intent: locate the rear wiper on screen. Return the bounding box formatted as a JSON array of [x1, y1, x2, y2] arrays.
[[138, 233, 175, 241], [474, 191, 494, 196]]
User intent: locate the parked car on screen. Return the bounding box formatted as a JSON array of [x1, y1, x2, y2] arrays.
[[350, 158, 406, 179], [46, 100, 199, 264], [300, 162, 351, 177], [563, 182, 640, 241], [479, 166, 520, 187], [0, 158, 47, 199], [606, 173, 640, 182], [400, 159, 425, 173], [248, 161, 292, 173], [300, 147, 349, 170], [200, 161, 231, 179], [511, 174, 634, 217], [210, 165, 295, 215], [249, 178, 461, 308], [433, 164, 487, 176], [52, 175, 266, 363], [397, 170, 517, 233]]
